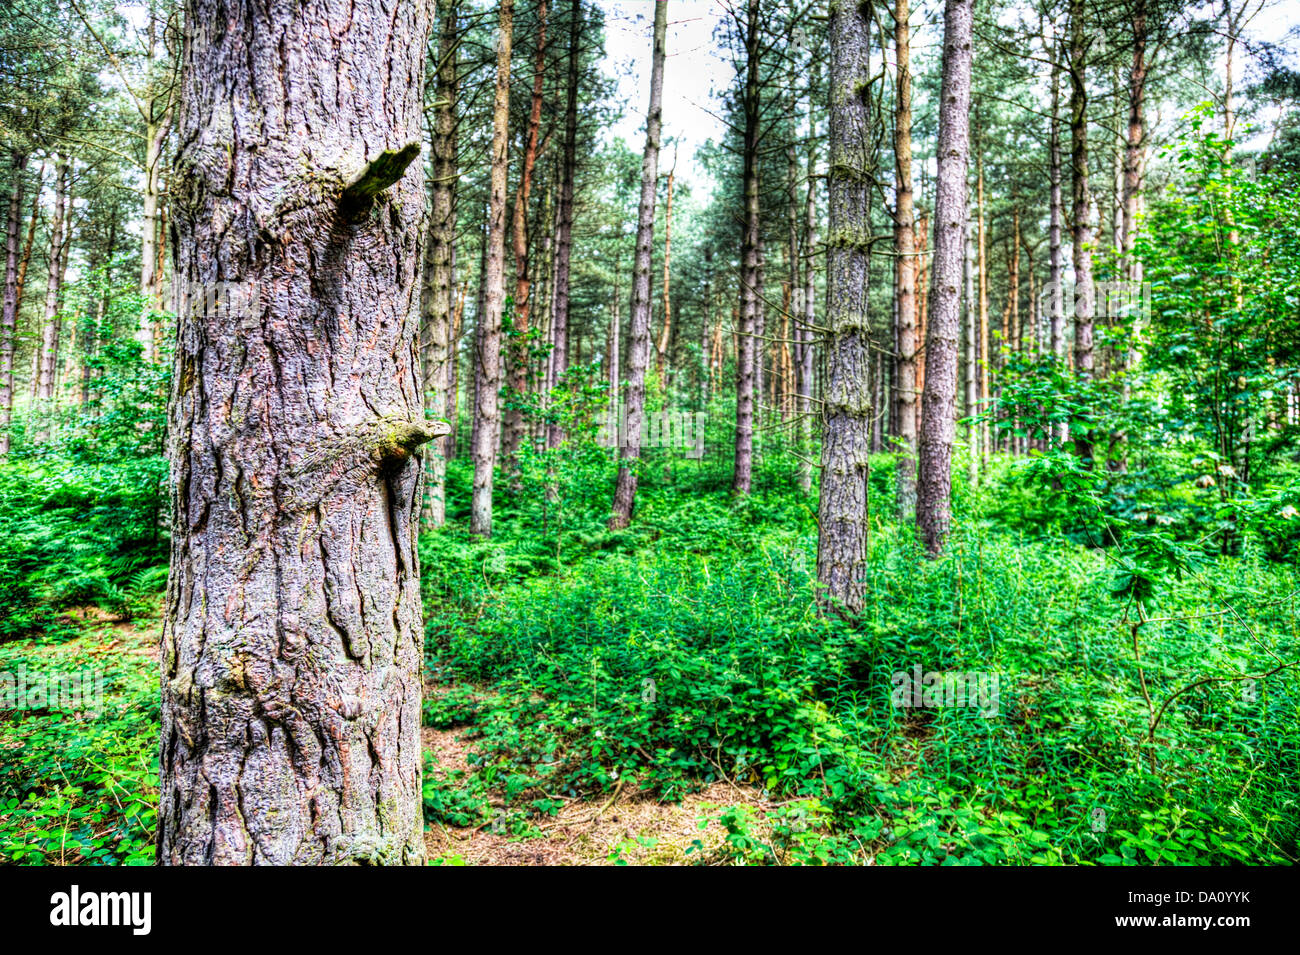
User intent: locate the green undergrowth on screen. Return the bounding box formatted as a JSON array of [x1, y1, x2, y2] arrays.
[[421, 469, 1300, 865]]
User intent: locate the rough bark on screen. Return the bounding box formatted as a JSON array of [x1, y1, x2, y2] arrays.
[[609, 0, 667, 529], [892, 0, 917, 520], [975, 146, 989, 464], [655, 158, 675, 385], [964, 201, 978, 483], [915, 0, 974, 557], [548, 0, 582, 450], [1048, 51, 1065, 364], [1069, 0, 1095, 462], [731, 0, 761, 497], [472, 0, 515, 538], [160, 0, 434, 865], [817, 0, 874, 613], [422, 0, 460, 529], [798, 160, 816, 496], [1122, 1, 1147, 281], [0, 152, 27, 454], [503, 0, 549, 464], [140, 118, 168, 361], [37, 159, 71, 404]]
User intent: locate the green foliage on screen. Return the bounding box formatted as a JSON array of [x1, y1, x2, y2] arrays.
[[420, 469, 1299, 865], [0, 632, 159, 865]]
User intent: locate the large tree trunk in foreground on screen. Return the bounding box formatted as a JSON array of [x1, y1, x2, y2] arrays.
[[609, 0, 667, 529], [161, 0, 434, 865], [915, 0, 974, 557], [472, 0, 515, 538], [817, 0, 873, 614], [892, 0, 917, 520]]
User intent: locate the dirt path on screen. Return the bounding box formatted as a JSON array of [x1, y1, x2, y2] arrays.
[[422, 720, 771, 866]]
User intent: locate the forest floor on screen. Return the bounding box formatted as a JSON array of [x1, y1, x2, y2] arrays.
[[421, 682, 773, 865]]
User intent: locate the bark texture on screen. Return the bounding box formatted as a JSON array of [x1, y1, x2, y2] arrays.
[[0, 152, 27, 454], [37, 159, 71, 404], [503, 0, 549, 465], [731, 0, 761, 496], [472, 0, 514, 537], [609, 0, 667, 530], [915, 0, 973, 557], [548, 0, 583, 450], [1068, 0, 1095, 463], [161, 0, 434, 865], [892, 0, 917, 520], [422, 0, 460, 529], [817, 0, 874, 613]]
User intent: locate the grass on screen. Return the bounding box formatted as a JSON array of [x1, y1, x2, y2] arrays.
[[1, 450, 1296, 865]]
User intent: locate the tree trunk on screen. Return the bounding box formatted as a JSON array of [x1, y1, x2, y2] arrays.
[[607, 275, 621, 399], [37, 159, 71, 405], [504, 0, 549, 464], [609, 0, 667, 529], [140, 118, 167, 362], [422, 0, 460, 530], [975, 146, 989, 465], [0, 152, 27, 454], [655, 158, 675, 385], [472, 0, 515, 538], [1069, 0, 1095, 462], [817, 0, 874, 613], [731, 0, 760, 497], [892, 0, 917, 520], [548, 0, 582, 450], [161, 0, 434, 864], [915, 0, 974, 557], [964, 200, 978, 483], [798, 146, 817, 496]]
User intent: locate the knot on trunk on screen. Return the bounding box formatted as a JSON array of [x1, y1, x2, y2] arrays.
[[285, 415, 451, 510], [369, 416, 450, 468], [339, 143, 422, 218]]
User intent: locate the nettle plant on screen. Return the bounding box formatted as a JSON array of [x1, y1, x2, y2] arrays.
[[1019, 448, 1300, 776]]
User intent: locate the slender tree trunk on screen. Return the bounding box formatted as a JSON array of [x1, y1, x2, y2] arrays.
[[1069, 0, 1095, 463], [472, 0, 515, 537], [607, 275, 621, 399], [447, 282, 464, 458], [798, 149, 817, 496], [964, 202, 978, 483], [504, 0, 549, 464], [893, 0, 917, 519], [975, 147, 989, 464], [140, 118, 168, 361], [656, 157, 675, 385], [421, 0, 460, 530], [732, 0, 761, 496], [915, 0, 974, 557], [38, 159, 71, 405], [0, 152, 27, 454], [817, 0, 874, 613], [548, 0, 582, 449], [609, 0, 667, 529], [160, 0, 434, 864]]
